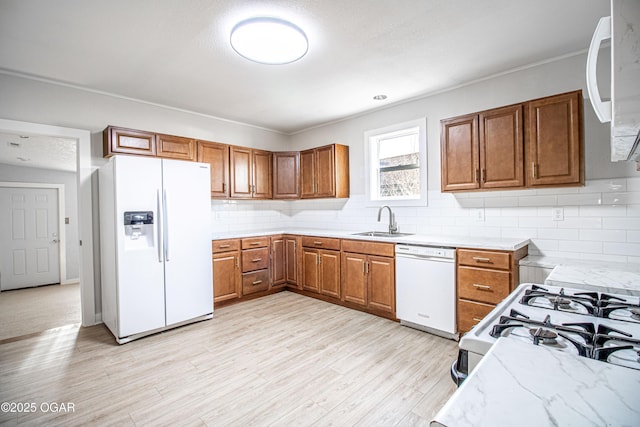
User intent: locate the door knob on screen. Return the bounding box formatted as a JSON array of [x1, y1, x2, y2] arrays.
[[52, 239, 59, 243]]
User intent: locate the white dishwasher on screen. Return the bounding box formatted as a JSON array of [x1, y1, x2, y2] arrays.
[[395, 244, 458, 340]]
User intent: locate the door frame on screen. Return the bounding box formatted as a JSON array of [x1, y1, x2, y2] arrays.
[[0, 118, 96, 326], [0, 182, 67, 285]]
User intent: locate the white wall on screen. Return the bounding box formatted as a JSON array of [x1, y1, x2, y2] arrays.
[[0, 73, 290, 152], [211, 51, 640, 264], [280, 51, 640, 263], [0, 164, 80, 280], [2, 47, 640, 305], [0, 72, 290, 321]]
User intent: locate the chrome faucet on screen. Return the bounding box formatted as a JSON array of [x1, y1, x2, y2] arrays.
[[377, 205, 398, 234]]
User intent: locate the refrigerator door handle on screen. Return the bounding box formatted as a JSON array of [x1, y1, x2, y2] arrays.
[[156, 189, 163, 263], [163, 188, 170, 262]]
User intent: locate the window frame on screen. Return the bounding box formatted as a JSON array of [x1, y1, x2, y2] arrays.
[[364, 118, 428, 207]]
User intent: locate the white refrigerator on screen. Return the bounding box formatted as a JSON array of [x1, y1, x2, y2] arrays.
[[99, 155, 213, 344]]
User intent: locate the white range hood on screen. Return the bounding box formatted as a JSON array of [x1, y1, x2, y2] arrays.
[[587, 0, 640, 161]]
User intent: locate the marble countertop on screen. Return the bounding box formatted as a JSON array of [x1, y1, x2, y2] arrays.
[[545, 264, 640, 296], [431, 338, 640, 427], [211, 228, 529, 251]]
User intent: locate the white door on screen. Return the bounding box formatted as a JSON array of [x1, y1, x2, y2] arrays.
[[0, 187, 60, 290], [162, 159, 213, 325]]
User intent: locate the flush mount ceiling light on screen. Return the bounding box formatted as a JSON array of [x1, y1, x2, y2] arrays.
[[373, 94, 388, 100], [230, 17, 308, 65]]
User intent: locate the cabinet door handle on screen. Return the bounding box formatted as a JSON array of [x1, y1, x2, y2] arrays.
[[472, 257, 491, 263], [250, 242, 261, 245], [219, 244, 230, 248], [532, 162, 537, 179], [222, 182, 226, 192], [472, 283, 491, 290], [313, 241, 323, 245], [481, 168, 486, 183], [472, 317, 483, 323], [252, 258, 262, 262], [235, 257, 239, 269], [365, 262, 369, 274], [362, 262, 365, 273], [475, 168, 479, 183], [252, 280, 263, 285]]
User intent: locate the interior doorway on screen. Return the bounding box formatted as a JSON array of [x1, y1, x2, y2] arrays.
[[0, 119, 95, 335]]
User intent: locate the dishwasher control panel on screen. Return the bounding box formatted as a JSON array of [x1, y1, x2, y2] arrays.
[[395, 244, 455, 259]]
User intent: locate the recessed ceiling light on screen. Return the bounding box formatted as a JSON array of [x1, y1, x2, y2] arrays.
[[230, 17, 308, 65], [373, 95, 387, 100]]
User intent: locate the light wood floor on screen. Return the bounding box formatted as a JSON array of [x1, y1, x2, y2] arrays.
[[0, 283, 81, 341], [0, 291, 458, 426]]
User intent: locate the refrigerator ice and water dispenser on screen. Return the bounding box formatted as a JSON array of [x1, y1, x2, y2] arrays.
[[123, 211, 154, 249]]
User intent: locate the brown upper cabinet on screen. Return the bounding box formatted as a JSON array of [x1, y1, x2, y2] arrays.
[[156, 133, 197, 161], [103, 126, 157, 157], [480, 105, 524, 189], [526, 91, 583, 187], [104, 125, 350, 201], [273, 152, 300, 199], [103, 126, 196, 161], [230, 147, 273, 199], [197, 140, 230, 199], [301, 144, 350, 199], [440, 90, 583, 193]]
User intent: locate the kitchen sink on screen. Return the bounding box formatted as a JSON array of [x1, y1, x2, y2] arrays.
[[351, 231, 414, 238]]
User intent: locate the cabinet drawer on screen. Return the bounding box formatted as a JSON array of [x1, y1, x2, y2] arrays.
[[341, 239, 395, 257], [457, 299, 495, 334], [242, 247, 270, 272], [457, 249, 511, 270], [301, 236, 341, 251], [212, 239, 240, 253], [242, 270, 270, 295], [241, 236, 270, 249], [457, 266, 510, 304]]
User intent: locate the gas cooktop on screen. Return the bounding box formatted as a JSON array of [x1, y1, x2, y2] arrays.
[[460, 283, 640, 371]]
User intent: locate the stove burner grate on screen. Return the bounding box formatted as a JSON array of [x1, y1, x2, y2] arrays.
[[520, 286, 598, 315], [529, 327, 558, 345]]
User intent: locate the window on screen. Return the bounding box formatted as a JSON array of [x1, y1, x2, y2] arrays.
[[365, 119, 427, 205]]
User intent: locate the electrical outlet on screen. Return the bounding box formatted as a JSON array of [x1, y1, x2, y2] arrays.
[[552, 207, 564, 221], [473, 208, 485, 222]]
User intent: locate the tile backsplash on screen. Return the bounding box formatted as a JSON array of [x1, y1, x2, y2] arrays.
[[211, 177, 640, 264]]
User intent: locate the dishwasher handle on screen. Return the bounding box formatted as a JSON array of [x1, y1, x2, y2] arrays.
[[396, 253, 455, 263]]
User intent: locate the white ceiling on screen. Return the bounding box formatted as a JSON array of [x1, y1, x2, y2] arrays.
[[0, 0, 609, 170], [0, 132, 76, 172]]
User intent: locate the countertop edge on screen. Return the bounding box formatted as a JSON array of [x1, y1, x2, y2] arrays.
[[211, 229, 530, 251]]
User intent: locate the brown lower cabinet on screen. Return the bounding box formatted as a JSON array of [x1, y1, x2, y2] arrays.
[[285, 236, 299, 287], [271, 235, 287, 288], [212, 234, 398, 320], [241, 237, 270, 296], [212, 239, 241, 303], [302, 248, 341, 298], [341, 240, 395, 316], [456, 246, 528, 334]]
